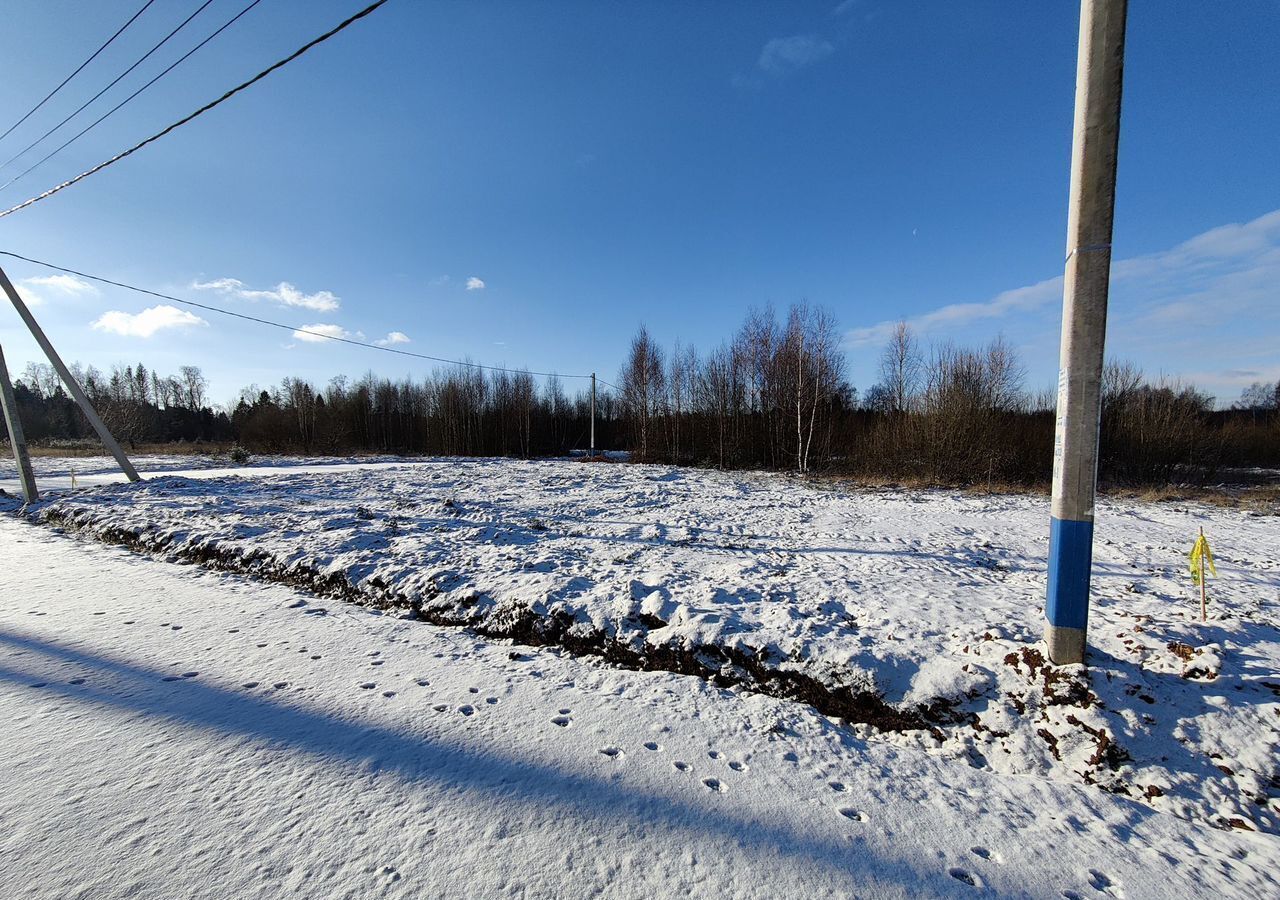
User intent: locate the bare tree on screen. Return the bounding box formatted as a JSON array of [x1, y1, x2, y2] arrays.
[[619, 325, 666, 461], [877, 321, 921, 414]]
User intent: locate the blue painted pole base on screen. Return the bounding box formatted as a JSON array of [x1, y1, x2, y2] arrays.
[[1045, 515, 1093, 664]]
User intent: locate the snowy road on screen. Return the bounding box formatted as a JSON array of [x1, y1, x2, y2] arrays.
[[0, 454, 425, 494], [1, 516, 1275, 898]]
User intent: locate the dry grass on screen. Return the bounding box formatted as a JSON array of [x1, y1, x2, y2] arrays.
[[809, 471, 1279, 514], [18, 442, 238, 458]]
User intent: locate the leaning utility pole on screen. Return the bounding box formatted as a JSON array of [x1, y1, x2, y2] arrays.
[[0, 342, 38, 502], [1046, 0, 1127, 665], [0, 264, 140, 482]]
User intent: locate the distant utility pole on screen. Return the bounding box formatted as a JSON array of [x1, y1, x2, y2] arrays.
[[1046, 0, 1127, 666], [590, 373, 597, 458], [0, 342, 38, 502], [0, 264, 140, 483]]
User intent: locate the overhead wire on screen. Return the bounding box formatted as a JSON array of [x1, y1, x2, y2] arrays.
[[0, 0, 158, 144], [0, 0, 390, 219], [0, 250, 596, 381], [0, 0, 217, 180], [1, 0, 266, 192]]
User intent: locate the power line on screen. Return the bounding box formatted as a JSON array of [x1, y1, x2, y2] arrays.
[[0, 0, 391, 220], [1, 0, 266, 192], [0, 0, 158, 145], [0, 0, 216, 179], [0, 250, 594, 381]]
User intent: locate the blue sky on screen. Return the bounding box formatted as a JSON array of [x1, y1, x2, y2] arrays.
[[0, 0, 1276, 408]]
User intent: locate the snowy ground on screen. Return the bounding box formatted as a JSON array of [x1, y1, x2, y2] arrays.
[[1, 514, 1276, 898], [0, 451, 409, 493]]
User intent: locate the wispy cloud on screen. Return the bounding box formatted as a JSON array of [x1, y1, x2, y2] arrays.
[[758, 35, 835, 75], [193, 277, 340, 313], [831, 0, 859, 16], [845, 276, 1063, 348], [293, 323, 354, 343], [17, 273, 98, 306], [376, 331, 411, 346], [92, 305, 206, 338], [465, 276, 486, 291], [845, 208, 1280, 404]]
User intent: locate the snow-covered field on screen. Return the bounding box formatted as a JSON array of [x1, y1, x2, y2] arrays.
[[1, 512, 1276, 898], [2, 455, 1278, 895]]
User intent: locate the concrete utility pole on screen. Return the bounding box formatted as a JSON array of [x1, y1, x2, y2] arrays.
[[1046, 0, 1128, 665], [0, 342, 38, 502], [590, 373, 597, 458], [0, 264, 141, 482]]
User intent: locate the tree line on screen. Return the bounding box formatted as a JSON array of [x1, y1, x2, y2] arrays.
[[4, 307, 1278, 486], [9, 361, 231, 446], [613, 309, 1279, 485]]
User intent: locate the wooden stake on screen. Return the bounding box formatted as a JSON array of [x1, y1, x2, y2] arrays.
[[1199, 525, 1207, 622]]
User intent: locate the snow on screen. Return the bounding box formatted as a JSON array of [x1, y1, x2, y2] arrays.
[[2, 456, 1279, 896]]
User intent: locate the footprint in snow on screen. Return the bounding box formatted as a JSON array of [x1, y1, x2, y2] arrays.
[[643, 742, 661, 751], [829, 781, 847, 792], [673, 761, 690, 772], [360, 683, 376, 690], [382, 691, 396, 698], [1087, 870, 1121, 896], [458, 705, 475, 716], [838, 808, 867, 822], [702, 778, 723, 793], [599, 746, 623, 759], [432, 704, 448, 712], [552, 715, 572, 727], [243, 682, 259, 689], [728, 760, 747, 772], [485, 697, 499, 705], [272, 682, 288, 690], [948, 868, 981, 888], [69, 678, 85, 685], [415, 678, 430, 687]]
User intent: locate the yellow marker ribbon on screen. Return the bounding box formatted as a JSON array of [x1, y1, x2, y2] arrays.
[[1189, 533, 1216, 584]]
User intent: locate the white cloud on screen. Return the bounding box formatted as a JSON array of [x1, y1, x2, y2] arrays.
[[376, 331, 411, 346], [845, 276, 1063, 348], [18, 273, 98, 306], [194, 277, 340, 312], [845, 207, 1280, 404], [92, 305, 207, 338], [465, 276, 486, 291], [832, 0, 859, 15], [293, 323, 352, 343], [848, 208, 1280, 350], [758, 35, 835, 74]]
